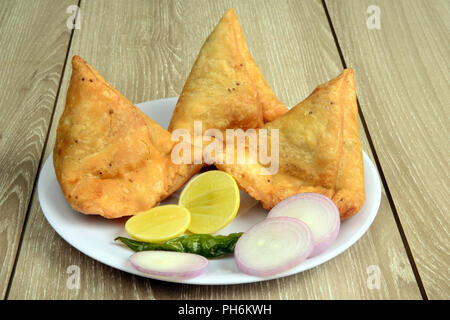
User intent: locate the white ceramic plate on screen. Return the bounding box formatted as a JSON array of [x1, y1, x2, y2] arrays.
[[38, 97, 381, 285]]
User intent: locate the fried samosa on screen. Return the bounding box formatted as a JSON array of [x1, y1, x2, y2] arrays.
[[53, 56, 200, 218], [229, 9, 288, 122], [332, 70, 365, 219], [168, 8, 287, 138], [216, 69, 365, 220]]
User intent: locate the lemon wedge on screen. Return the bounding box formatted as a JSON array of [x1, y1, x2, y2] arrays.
[[179, 171, 240, 234], [125, 205, 191, 243]]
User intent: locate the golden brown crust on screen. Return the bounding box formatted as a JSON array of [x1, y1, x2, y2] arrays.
[[168, 9, 263, 135], [331, 69, 365, 219], [169, 8, 288, 139], [228, 9, 289, 122], [53, 56, 200, 218], [217, 69, 365, 219]]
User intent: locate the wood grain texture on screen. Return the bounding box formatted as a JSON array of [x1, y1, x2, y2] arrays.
[[326, 0, 450, 299], [0, 0, 75, 299], [7, 0, 420, 299]]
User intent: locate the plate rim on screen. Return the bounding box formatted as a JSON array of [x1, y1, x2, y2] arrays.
[[38, 97, 382, 285]]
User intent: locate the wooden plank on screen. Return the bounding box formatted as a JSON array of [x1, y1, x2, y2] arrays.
[[326, 0, 450, 299], [0, 0, 75, 299], [8, 0, 421, 299]]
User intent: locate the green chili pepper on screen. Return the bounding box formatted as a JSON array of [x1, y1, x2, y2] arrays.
[[115, 232, 243, 259]]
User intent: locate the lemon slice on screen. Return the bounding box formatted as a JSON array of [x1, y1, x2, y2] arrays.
[[179, 171, 240, 234], [125, 205, 191, 243]]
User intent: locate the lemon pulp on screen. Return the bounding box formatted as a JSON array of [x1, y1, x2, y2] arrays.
[[125, 205, 191, 243], [179, 171, 240, 234]]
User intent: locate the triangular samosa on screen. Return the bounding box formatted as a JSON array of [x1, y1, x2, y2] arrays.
[[332, 70, 365, 219], [169, 8, 287, 138], [216, 69, 365, 220], [229, 8, 288, 122], [53, 56, 200, 218]]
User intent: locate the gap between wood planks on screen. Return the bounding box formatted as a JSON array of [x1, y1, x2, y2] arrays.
[[4, 0, 428, 300], [4, 0, 82, 300], [321, 0, 428, 300]]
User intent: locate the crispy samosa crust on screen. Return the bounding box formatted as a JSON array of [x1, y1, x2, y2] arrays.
[[217, 69, 365, 220], [332, 69, 365, 219], [53, 56, 200, 218], [168, 8, 287, 137], [228, 9, 288, 122]]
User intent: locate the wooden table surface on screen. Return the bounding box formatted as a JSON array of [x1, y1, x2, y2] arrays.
[[0, 0, 448, 300]]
